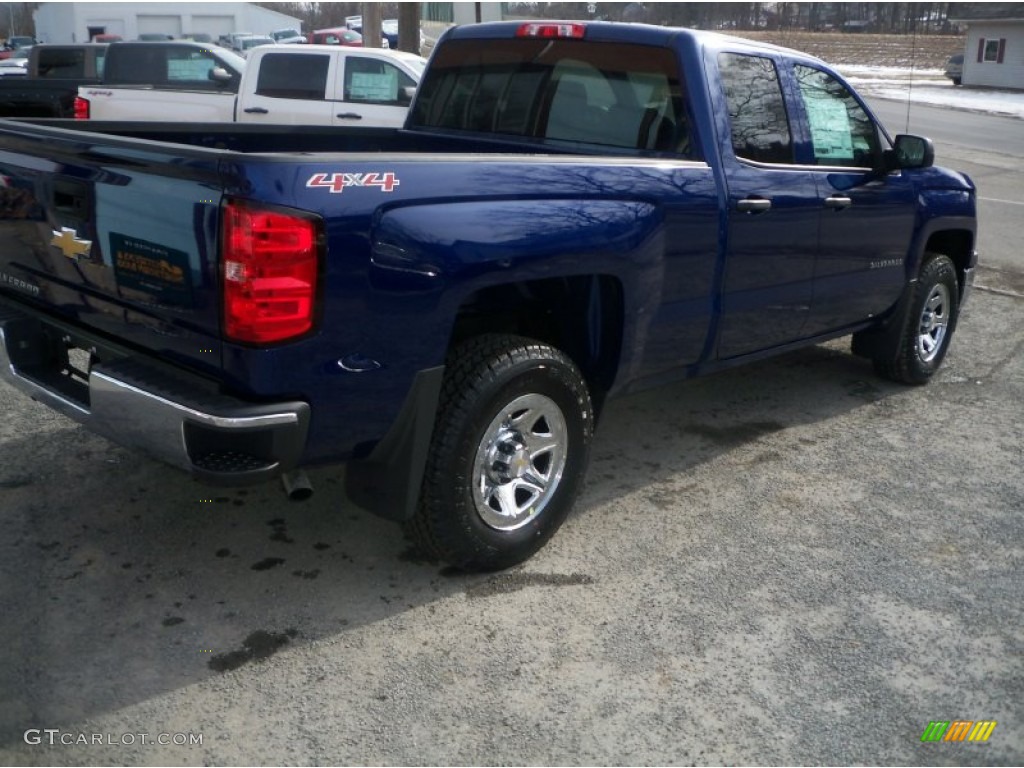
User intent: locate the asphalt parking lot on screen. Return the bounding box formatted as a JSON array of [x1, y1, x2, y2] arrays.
[[1, 143, 1021, 765]]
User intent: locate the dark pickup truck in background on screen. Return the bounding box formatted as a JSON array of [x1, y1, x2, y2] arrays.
[[0, 21, 977, 570], [0, 41, 244, 118], [0, 43, 108, 116]]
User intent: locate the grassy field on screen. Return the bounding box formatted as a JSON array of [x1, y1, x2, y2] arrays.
[[733, 30, 964, 69]]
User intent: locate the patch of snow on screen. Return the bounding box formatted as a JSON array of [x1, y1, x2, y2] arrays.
[[841, 65, 945, 78], [837, 65, 1024, 119]]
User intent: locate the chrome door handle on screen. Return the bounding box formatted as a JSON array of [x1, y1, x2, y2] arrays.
[[243, 107, 268, 114], [736, 197, 772, 213], [336, 112, 363, 120], [824, 195, 853, 210]]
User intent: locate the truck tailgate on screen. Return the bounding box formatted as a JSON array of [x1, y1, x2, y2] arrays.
[[0, 122, 225, 376]]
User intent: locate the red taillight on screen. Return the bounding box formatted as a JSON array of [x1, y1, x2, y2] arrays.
[[73, 96, 90, 119], [516, 22, 586, 39], [222, 200, 320, 344]]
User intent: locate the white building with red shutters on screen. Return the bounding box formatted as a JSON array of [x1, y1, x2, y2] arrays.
[[948, 2, 1024, 91]]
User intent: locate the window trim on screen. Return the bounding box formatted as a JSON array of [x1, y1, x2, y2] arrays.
[[977, 37, 1006, 64]]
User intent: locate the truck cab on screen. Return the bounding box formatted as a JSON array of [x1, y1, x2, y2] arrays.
[[77, 41, 244, 121], [237, 45, 425, 127]]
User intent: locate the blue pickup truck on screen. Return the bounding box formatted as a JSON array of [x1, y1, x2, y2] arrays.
[[0, 22, 977, 570]]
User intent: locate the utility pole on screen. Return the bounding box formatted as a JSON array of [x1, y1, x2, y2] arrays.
[[398, 2, 420, 54], [361, 2, 382, 48]]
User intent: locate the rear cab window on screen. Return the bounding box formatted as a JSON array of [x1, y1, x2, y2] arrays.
[[409, 38, 695, 157]]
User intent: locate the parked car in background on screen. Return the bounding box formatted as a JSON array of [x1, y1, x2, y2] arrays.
[[137, 33, 175, 41], [92, 33, 122, 43], [0, 43, 107, 115], [310, 26, 389, 48], [4, 35, 36, 50], [220, 31, 253, 50], [236, 35, 275, 57], [270, 28, 305, 44], [0, 35, 37, 60], [0, 57, 27, 76], [944, 53, 963, 85]]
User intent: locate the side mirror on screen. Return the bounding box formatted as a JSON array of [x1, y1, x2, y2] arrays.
[[209, 66, 233, 84], [885, 134, 934, 171], [398, 85, 416, 105]]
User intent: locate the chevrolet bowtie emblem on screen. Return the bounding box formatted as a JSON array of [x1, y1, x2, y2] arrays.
[[51, 227, 92, 261]]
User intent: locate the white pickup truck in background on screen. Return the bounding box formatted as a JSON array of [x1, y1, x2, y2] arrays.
[[76, 42, 426, 127]]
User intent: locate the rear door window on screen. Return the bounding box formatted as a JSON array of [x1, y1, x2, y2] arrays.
[[255, 53, 330, 100], [718, 52, 794, 164]]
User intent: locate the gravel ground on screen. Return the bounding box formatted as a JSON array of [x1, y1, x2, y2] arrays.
[[0, 156, 1021, 765]]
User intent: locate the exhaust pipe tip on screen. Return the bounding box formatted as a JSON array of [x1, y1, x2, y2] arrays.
[[281, 469, 313, 501]]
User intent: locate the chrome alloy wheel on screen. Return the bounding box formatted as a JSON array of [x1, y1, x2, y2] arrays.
[[917, 282, 951, 363], [472, 393, 568, 531]]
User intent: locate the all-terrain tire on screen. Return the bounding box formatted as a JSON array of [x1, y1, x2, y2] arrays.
[[405, 334, 594, 571], [872, 253, 960, 385]]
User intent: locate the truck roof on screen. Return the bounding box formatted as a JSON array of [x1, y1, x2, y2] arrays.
[[443, 20, 826, 66], [253, 43, 426, 67]]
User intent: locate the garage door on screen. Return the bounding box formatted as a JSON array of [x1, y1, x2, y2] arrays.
[[192, 15, 235, 40], [137, 15, 182, 37]]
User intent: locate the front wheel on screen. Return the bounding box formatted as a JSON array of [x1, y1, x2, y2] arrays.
[[405, 334, 594, 571], [871, 253, 961, 385]]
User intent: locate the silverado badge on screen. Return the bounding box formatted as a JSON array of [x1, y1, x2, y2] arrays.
[[51, 227, 92, 261]]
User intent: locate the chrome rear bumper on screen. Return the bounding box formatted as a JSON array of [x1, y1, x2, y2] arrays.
[[0, 303, 308, 484]]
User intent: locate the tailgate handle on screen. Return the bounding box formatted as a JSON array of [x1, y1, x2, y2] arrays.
[[53, 178, 91, 220]]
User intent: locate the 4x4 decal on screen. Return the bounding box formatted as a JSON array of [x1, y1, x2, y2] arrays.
[[306, 172, 400, 194]]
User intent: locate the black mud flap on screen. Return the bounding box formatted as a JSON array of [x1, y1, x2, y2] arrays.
[[344, 366, 445, 522], [851, 277, 917, 363]]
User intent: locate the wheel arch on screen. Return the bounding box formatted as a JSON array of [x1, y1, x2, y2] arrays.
[[345, 274, 624, 524], [923, 227, 975, 299], [448, 274, 625, 418]]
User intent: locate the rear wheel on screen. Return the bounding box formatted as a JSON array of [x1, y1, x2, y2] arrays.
[[405, 334, 594, 571]]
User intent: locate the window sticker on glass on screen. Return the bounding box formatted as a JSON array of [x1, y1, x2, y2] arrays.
[[803, 94, 853, 161], [350, 72, 397, 101]]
